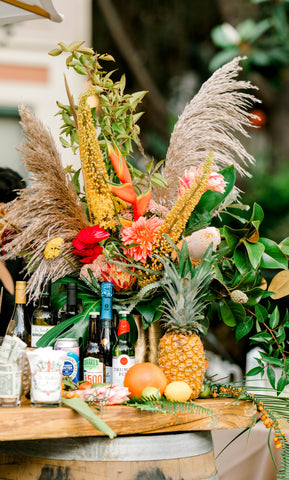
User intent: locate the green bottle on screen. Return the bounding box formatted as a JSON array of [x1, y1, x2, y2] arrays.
[[112, 311, 135, 386]]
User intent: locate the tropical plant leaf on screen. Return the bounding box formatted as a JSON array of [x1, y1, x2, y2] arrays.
[[62, 397, 116, 439]]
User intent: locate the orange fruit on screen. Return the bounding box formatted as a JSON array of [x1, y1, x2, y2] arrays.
[[124, 362, 168, 398]]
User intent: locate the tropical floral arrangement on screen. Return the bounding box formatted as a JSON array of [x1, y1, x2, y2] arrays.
[[2, 41, 289, 477]]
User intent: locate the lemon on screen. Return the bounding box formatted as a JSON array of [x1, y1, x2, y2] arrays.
[[141, 386, 161, 400], [164, 381, 193, 402]]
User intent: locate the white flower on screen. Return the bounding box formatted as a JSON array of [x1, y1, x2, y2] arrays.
[[186, 227, 221, 262]]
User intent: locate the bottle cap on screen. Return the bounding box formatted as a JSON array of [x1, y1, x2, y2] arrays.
[[101, 282, 113, 298], [119, 310, 129, 316], [118, 319, 130, 336], [90, 312, 100, 317]]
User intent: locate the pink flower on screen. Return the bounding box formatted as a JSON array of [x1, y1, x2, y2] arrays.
[[121, 216, 163, 263], [83, 385, 130, 405], [178, 164, 226, 196], [72, 225, 110, 263], [101, 261, 136, 291], [80, 254, 108, 282]]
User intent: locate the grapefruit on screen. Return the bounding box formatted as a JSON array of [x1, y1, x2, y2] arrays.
[[124, 362, 168, 398]]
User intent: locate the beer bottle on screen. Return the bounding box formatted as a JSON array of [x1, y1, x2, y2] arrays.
[[100, 282, 116, 384], [6, 280, 31, 346], [112, 311, 135, 386], [83, 312, 104, 384]]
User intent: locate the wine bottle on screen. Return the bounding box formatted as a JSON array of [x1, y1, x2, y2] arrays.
[[112, 311, 135, 386], [100, 282, 116, 384], [58, 282, 81, 322], [5, 280, 31, 346], [31, 280, 56, 347], [83, 312, 104, 384]]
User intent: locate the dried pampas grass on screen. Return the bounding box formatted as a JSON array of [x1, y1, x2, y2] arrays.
[[2, 106, 89, 302], [154, 56, 260, 206]]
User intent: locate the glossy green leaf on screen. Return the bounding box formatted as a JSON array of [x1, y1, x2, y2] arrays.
[[269, 307, 280, 329], [255, 304, 268, 323], [277, 372, 288, 395], [259, 238, 288, 270], [234, 245, 253, 275], [219, 300, 246, 327], [267, 365, 276, 389], [235, 317, 254, 342], [243, 240, 265, 269], [246, 366, 264, 377]]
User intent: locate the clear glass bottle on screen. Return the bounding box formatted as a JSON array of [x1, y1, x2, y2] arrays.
[[100, 282, 116, 384], [83, 312, 104, 384], [31, 280, 56, 347], [112, 311, 135, 386], [6, 280, 31, 346]]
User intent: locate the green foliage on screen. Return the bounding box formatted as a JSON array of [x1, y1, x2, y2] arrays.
[[62, 397, 116, 439], [210, 0, 289, 87], [126, 396, 214, 417]]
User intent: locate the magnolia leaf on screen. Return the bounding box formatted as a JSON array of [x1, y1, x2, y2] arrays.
[[219, 300, 246, 327], [279, 237, 289, 256], [246, 229, 259, 243], [268, 270, 289, 299], [259, 238, 288, 270], [243, 239, 265, 269]]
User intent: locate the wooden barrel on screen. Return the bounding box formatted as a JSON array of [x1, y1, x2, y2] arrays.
[[0, 431, 218, 480]]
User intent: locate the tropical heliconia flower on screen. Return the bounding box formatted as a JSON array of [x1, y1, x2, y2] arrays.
[[178, 164, 227, 196], [185, 227, 221, 262], [101, 261, 136, 291], [72, 225, 110, 263], [121, 215, 163, 263], [44, 237, 64, 259]]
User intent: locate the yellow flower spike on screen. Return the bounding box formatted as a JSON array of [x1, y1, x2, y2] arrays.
[[77, 87, 117, 230], [44, 237, 64, 260]]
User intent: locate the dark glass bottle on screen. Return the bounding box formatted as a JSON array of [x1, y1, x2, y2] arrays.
[[100, 282, 116, 384], [83, 312, 104, 384], [31, 280, 56, 347], [6, 280, 31, 346], [59, 282, 79, 322], [112, 311, 135, 386]]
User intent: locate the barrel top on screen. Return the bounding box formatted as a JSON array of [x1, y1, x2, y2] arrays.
[[0, 398, 257, 442]]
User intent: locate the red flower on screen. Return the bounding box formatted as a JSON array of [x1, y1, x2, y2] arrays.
[[72, 225, 109, 263]]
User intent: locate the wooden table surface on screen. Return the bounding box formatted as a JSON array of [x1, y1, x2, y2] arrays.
[[0, 397, 257, 441]]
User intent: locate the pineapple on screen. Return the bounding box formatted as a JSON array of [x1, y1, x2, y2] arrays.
[[158, 246, 213, 399]]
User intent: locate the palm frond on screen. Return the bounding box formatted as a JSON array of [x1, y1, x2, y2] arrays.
[[154, 56, 259, 206], [1, 106, 89, 302]]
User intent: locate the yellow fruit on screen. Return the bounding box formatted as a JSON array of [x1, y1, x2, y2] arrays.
[[158, 332, 205, 399], [164, 381, 193, 402]]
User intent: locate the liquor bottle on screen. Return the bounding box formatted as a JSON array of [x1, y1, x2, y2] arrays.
[[83, 312, 104, 384], [6, 280, 31, 346], [112, 311, 135, 386], [31, 280, 56, 347], [58, 282, 80, 322], [100, 282, 116, 384]]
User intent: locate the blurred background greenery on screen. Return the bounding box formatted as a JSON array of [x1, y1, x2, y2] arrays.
[[92, 0, 289, 244]]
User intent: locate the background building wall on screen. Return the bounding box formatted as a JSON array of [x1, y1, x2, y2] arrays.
[[0, 0, 92, 178]]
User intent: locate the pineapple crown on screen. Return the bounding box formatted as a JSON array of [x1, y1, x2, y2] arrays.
[[159, 241, 214, 336]]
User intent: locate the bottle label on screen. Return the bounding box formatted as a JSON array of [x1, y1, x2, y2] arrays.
[[105, 365, 112, 384], [112, 355, 135, 386], [31, 325, 54, 348], [83, 357, 104, 384], [118, 319, 130, 336], [61, 352, 79, 383]]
